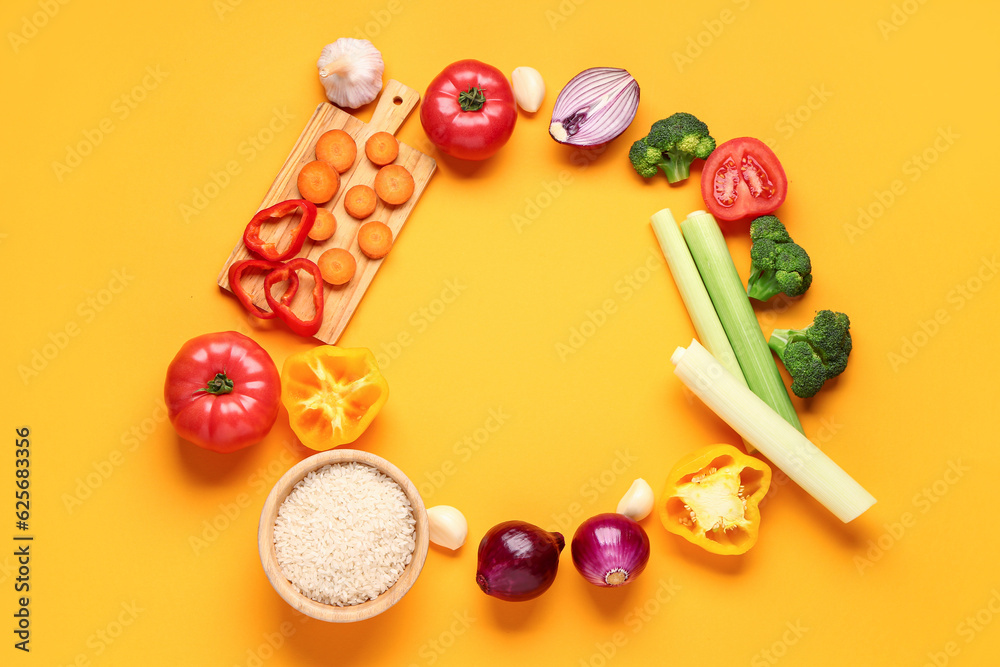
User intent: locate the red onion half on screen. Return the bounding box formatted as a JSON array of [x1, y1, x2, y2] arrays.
[[571, 513, 650, 587], [549, 67, 639, 147], [476, 521, 565, 601]]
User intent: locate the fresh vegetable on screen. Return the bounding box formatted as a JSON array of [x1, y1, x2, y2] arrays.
[[427, 505, 468, 550], [317, 38, 384, 109], [365, 131, 399, 166], [510, 66, 545, 113], [671, 340, 876, 522], [317, 248, 356, 286], [263, 258, 325, 337], [243, 199, 317, 262], [658, 444, 770, 556], [164, 331, 280, 453], [616, 478, 655, 521], [315, 129, 357, 173], [701, 137, 787, 222], [420, 59, 517, 161], [571, 513, 650, 587], [228, 259, 299, 320], [476, 521, 564, 601], [681, 210, 803, 433], [629, 112, 716, 184], [344, 184, 377, 219], [374, 164, 415, 205], [280, 346, 389, 450], [357, 221, 393, 259], [548, 67, 639, 147], [651, 209, 747, 388], [307, 208, 337, 242], [746, 215, 812, 301], [769, 310, 853, 398], [297, 160, 340, 204]]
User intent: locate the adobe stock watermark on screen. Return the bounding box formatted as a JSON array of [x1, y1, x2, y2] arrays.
[[544, 0, 589, 30], [232, 617, 310, 667], [62, 397, 169, 514], [921, 587, 1000, 667], [887, 254, 997, 372], [555, 249, 662, 362], [179, 106, 295, 223], [844, 126, 958, 244], [551, 449, 639, 534], [750, 620, 810, 666], [189, 446, 298, 556], [511, 143, 608, 233], [416, 407, 511, 502], [18, 268, 135, 385], [577, 578, 682, 667], [56, 600, 144, 667], [877, 0, 931, 40], [52, 66, 169, 182], [406, 610, 476, 667], [7, 0, 72, 53], [672, 0, 752, 73], [762, 85, 834, 153], [374, 278, 467, 371], [854, 458, 968, 575]]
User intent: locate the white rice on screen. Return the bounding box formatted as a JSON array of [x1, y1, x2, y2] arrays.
[[273, 462, 416, 607]]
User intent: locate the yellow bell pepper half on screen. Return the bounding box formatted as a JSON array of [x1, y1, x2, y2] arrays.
[[280, 346, 389, 450], [659, 444, 771, 556]]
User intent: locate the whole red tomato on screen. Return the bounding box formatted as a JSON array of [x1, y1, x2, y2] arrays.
[[701, 137, 788, 222], [420, 59, 517, 161], [164, 331, 280, 453]]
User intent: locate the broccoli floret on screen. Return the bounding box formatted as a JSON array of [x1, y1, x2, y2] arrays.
[[628, 138, 662, 178], [627, 112, 716, 184], [746, 215, 813, 301], [768, 310, 853, 398]]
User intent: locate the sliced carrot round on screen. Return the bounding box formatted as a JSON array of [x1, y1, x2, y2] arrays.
[[317, 248, 356, 286], [365, 131, 399, 166], [344, 184, 377, 219], [297, 160, 340, 204], [316, 129, 357, 173], [308, 208, 337, 241], [357, 221, 393, 259], [374, 164, 415, 206]]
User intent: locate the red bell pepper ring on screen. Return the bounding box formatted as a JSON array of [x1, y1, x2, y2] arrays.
[[243, 199, 317, 261], [228, 259, 299, 320], [264, 258, 325, 337]]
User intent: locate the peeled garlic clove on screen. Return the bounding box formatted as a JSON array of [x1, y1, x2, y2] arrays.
[[427, 505, 468, 550], [511, 66, 545, 113], [317, 38, 385, 109], [617, 478, 654, 521]]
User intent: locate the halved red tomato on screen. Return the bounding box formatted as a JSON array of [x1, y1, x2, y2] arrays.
[[700, 137, 787, 222]]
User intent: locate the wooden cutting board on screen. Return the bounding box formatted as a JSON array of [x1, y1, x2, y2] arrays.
[[217, 79, 436, 344]]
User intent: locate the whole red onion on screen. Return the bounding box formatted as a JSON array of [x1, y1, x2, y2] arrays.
[[571, 513, 649, 587], [476, 521, 565, 601]]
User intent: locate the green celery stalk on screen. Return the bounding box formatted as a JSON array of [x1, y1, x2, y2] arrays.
[[680, 211, 803, 434], [651, 209, 748, 388]]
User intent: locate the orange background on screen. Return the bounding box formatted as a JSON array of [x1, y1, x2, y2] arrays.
[[4, 0, 999, 665]]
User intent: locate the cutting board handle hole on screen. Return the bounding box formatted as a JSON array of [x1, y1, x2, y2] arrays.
[[392, 96, 403, 105]]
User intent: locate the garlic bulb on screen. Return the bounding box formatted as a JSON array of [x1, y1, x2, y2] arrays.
[[617, 478, 655, 521], [427, 505, 468, 550], [317, 38, 385, 108], [511, 66, 545, 113]]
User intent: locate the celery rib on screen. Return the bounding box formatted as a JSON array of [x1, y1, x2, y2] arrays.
[[672, 340, 875, 522], [680, 211, 803, 434], [651, 209, 747, 387]]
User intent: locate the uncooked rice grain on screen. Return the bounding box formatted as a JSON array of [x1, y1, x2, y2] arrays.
[[273, 462, 416, 606]]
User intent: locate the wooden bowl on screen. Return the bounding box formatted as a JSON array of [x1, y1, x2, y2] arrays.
[[258, 449, 429, 622]]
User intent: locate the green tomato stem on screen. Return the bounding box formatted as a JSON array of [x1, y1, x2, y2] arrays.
[[200, 372, 235, 395]]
